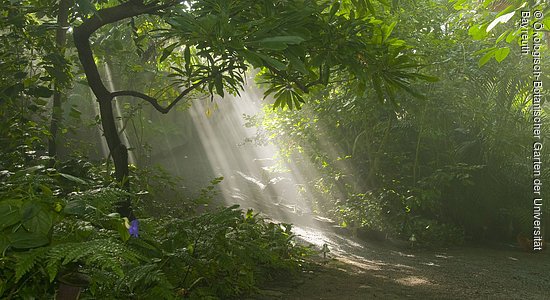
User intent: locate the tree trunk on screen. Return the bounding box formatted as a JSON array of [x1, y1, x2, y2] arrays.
[[48, 0, 71, 157], [72, 1, 174, 220], [98, 96, 134, 219]]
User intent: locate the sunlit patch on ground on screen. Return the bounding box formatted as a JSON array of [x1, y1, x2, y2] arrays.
[[392, 251, 415, 258], [337, 255, 384, 271], [395, 276, 435, 287], [421, 261, 440, 267], [291, 226, 332, 248]]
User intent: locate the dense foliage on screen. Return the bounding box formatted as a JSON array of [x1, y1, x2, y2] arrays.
[[250, 0, 549, 247], [1, 0, 548, 298], [0, 99, 306, 298]]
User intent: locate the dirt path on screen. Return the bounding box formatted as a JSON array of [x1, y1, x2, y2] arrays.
[[253, 232, 550, 300], [226, 200, 550, 300]]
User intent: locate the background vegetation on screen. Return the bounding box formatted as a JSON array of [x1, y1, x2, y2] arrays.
[[0, 0, 548, 298]]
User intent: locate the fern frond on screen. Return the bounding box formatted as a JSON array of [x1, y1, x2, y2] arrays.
[[45, 238, 145, 282], [119, 264, 173, 292], [14, 247, 49, 282]]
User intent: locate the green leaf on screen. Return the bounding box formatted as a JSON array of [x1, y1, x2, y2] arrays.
[[364, 0, 375, 13], [76, 0, 97, 15], [63, 199, 87, 215], [117, 220, 130, 242], [329, 2, 340, 19], [383, 21, 397, 42], [160, 42, 179, 63], [0, 233, 10, 255], [0, 200, 21, 230], [29, 86, 53, 98], [69, 106, 82, 119], [239, 50, 263, 68], [59, 173, 87, 184], [9, 231, 49, 249], [23, 210, 54, 236], [494, 47, 510, 62], [478, 50, 495, 67], [21, 202, 41, 222], [15, 248, 48, 282], [505, 29, 520, 43], [214, 75, 224, 97], [252, 36, 305, 50], [468, 24, 487, 40], [473, 47, 496, 56], [184, 45, 191, 68], [286, 52, 309, 75], [495, 29, 510, 44], [256, 53, 287, 70], [257, 36, 305, 45]]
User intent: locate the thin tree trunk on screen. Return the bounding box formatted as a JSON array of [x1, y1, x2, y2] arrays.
[[98, 96, 134, 219], [48, 0, 71, 157], [72, 1, 180, 220], [366, 116, 392, 188]]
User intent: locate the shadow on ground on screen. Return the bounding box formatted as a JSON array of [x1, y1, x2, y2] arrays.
[[249, 219, 550, 300]]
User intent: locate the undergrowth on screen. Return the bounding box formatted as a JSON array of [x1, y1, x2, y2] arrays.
[[0, 116, 306, 299]]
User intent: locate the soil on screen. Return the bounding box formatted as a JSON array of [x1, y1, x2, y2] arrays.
[[251, 229, 550, 300], [229, 199, 550, 300]]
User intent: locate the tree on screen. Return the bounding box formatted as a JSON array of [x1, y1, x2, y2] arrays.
[[254, 0, 548, 244], [72, 0, 428, 219], [47, 0, 72, 158]]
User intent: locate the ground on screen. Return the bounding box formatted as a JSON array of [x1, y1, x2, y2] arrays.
[[250, 220, 550, 299]]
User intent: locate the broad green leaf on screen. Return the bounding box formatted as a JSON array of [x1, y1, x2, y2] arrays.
[[494, 47, 510, 62], [468, 24, 487, 40], [473, 47, 496, 56], [239, 50, 263, 68], [21, 202, 41, 222], [23, 210, 54, 236], [9, 231, 49, 249], [63, 199, 87, 215], [0, 234, 10, 254], [478, 50, 495, 67], [286, 52, 309, 75], [0, 201, 21, 230]]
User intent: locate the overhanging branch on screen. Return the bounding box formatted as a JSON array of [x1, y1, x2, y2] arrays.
[[111, 80, 205, 114], [73, 0, 177, 101]]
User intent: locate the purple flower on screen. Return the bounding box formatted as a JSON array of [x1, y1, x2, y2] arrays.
[[129, 219, 139, 238]]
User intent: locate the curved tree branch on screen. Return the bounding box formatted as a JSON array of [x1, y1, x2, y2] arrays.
[[112, 80, 205, 113], [112, 63, 245, 113], [73, 0, 176, 101]]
